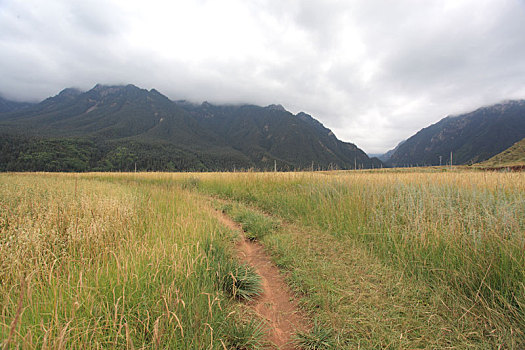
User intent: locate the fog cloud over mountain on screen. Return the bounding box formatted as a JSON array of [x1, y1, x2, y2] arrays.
[[1, 0, 524, 153]]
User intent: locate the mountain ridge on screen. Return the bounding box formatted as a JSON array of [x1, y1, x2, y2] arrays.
[[0, 96, 35, 113], [386, 100, 525, 166], [0, 84, 381, 171]]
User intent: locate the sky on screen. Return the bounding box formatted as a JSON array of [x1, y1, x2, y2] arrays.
[[1, 0, 525, 153]]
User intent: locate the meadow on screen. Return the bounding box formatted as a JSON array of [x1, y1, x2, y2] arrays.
[[0, 174, 266, 349], [1, 169, 524, 348]]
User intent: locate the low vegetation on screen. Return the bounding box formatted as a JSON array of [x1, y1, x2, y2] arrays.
[[0, 173, 264, 348], [209, 242, 263, 301], [294, 321, 336, 350], [193, 170, 524, 347], [220, 202, 280, 241], [1, 169, 523, 348], [479, 137, 525, 167]]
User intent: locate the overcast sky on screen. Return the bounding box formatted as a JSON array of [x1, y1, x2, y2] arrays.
[[1, 0, 525, 153]]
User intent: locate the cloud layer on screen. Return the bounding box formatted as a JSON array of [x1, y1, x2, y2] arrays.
[[1, 0, 525, 153]]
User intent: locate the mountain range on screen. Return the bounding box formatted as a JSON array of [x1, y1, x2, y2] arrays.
[[0, 96, 34, 114], [0, 84, 381, 172], [2, 84, 523, 172], [382, 100, 525, 167]]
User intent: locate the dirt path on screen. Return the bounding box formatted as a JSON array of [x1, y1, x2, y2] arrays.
[[216, 213, 309, 349]]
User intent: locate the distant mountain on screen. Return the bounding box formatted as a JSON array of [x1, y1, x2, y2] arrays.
[[376, 140, 406, 163], [0, 84, 381, 171], [387, 100, 525, 167], [1, 84, 224, 148], [0, 96, 34, 113], [181, 103, 379, 170], [479, 137, 525, 167]]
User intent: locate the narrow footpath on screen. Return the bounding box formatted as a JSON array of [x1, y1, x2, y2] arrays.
[[216, 213, 309, 349]]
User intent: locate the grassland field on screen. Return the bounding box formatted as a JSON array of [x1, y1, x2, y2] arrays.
[[1, 169, 523, 349]]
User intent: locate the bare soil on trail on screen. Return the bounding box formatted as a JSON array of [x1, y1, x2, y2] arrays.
[[217, 213, 309, 349]]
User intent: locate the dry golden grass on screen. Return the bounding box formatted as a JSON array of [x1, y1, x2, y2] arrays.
[[2, 169, 523, 348], [175, 169, 525, 348], [0, 174, 136, 287], [0, 173, 265, 349]]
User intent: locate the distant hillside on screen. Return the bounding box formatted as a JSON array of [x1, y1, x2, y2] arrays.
[[387, 100, 525, 167], [0, 96, 34, 113], [0, 84, 381, 171], [377, 140, 405, 163], [479, 137, 525, 167], [181, 103, 379, 170]]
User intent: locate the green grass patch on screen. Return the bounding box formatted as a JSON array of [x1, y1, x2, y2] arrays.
[[220, 263, 263, 301], [205, 240, 263, 301], [220, 313, 267, 349], [221, 202, 280, 241], [294, 321, 338, 350]]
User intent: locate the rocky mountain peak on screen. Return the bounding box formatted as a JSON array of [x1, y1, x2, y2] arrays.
[[266, 104, 286, 111], [89, 84, 141, 97], [58, 87, 82, 98]]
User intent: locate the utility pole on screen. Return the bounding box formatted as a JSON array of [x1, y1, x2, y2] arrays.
[[439, 156, 442, 166], [450, 151, 453, 169], [274, 160, 277, 172]]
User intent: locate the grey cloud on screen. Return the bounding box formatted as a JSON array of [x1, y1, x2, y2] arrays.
[[68, 1, 124, 36], [1, 0, 524, 153], [294, 0, 349, 50]]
